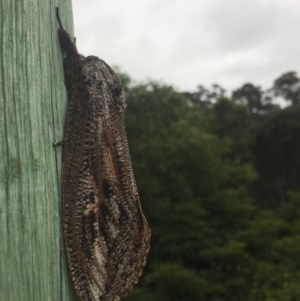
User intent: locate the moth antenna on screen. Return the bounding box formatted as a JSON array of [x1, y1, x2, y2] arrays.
[[74, 37, 77, 45], [56, 7, 64, 29], [56, 8, 78, 56]]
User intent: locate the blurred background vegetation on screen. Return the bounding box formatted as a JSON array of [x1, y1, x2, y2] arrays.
[[119, 70, 300, 301]]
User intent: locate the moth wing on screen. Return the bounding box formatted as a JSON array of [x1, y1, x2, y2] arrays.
[[62, 59, 151, 301]]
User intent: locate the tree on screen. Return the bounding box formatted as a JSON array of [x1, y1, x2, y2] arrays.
[[124, 81, 258, 301], [232, 83, 279, 116], [252, 107, 300, 207], [273, 71, 300, 106], [183, 84, 226, 109], [210, 98, 252, 161], [120, 73, 300, 301], [232, 83, 263, 115]]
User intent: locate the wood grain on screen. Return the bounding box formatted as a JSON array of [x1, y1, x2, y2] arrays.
[[0, 1, 78, 300]]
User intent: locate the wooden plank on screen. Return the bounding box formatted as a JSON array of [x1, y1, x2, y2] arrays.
[[0, 1, 78, 300]]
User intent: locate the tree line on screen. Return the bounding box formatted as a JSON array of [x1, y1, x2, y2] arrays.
[[119, 70, 300, 301]]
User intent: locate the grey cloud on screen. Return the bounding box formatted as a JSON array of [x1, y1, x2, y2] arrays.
[[72, 0, 300, 92]]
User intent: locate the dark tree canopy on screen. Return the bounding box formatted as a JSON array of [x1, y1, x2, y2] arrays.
[[115, 71, 300, 301], [273, 71, 300, 106], [232, 83, 263, 114]]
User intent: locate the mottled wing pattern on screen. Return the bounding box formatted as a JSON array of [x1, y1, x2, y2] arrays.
[[61, 55, 151, 300]]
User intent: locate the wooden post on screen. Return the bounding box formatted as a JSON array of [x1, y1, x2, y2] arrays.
[[0, 1, 78, 300]]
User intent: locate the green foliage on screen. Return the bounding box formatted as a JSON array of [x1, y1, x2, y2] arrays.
[[210, 97, 253, 162], [232, 83, 263, 115], [143, 263, 208, 301], [247, 194, 300, 301], [273, 71, 300, 107], [115, 71, 300, 301], [252, 107, 300, 206]]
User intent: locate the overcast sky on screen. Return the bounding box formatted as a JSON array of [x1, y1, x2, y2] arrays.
[[72, 0, 300, 93]]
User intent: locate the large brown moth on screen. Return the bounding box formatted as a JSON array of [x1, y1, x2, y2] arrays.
[[55, 8, 151, 301]]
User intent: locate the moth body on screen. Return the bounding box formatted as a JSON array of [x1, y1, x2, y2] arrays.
[[56, 10, 151, 301]]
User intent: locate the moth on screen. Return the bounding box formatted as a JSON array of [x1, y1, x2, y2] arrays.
[[55, 8, 151, 301]]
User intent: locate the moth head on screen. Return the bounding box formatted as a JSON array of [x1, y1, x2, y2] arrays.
[[82, 56, 106, 84], [82, 57, 126, 111], [84, 55, 100, 62], [58, 28, 79, 57]]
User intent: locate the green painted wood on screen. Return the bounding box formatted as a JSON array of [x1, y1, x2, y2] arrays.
[[0, 0, 79, 300]]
